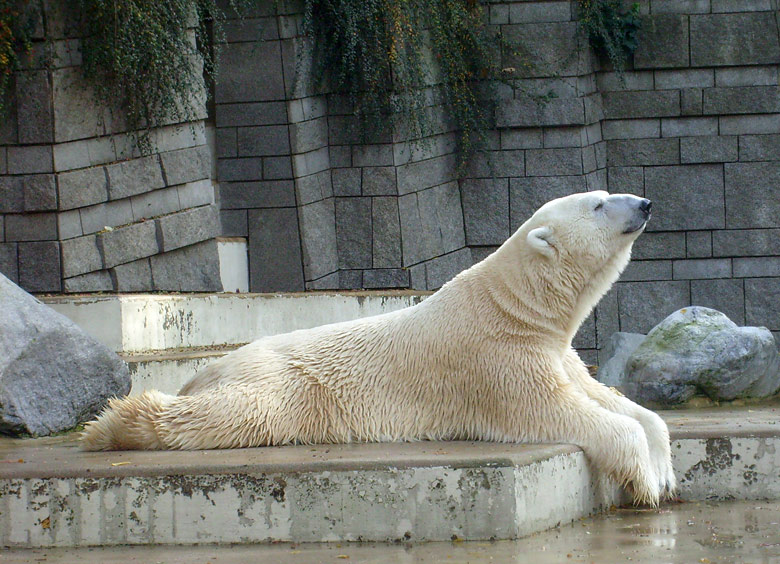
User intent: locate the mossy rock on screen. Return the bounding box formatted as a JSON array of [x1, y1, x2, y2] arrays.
[[623, 307, 780, 407]]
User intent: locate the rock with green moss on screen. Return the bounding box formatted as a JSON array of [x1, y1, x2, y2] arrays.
[[623, 307, 780, 407]]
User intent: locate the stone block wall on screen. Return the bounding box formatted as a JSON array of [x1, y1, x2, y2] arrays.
[[215, 3, 306, 291], [594, 1, 780, 361], [213, 0, 780, 362], [323, 99, 469, 292], [0, 1, 223, 293], [215, 2, 472, 292], [2, 1, 779, 362]]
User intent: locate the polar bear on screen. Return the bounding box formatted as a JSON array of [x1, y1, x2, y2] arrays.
[[82, 190, 675, 505]]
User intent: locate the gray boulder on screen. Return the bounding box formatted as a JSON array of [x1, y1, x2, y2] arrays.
[[623, 307, 780, 407], [596, 332, 647, 387], [0, 273, 130, 436]]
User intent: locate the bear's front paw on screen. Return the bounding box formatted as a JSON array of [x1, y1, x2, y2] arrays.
[[654, 453, 676, 499], [642, 413, 676, 498], [626, 466, 661, 507]]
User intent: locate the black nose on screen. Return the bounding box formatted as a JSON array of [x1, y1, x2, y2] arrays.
[[640, 199, 652, 215]]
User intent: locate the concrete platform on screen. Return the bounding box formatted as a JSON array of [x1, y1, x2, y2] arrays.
[[120, 347, 239, 396], [2, 407, 780, 549], [5, 500, 780, 564]]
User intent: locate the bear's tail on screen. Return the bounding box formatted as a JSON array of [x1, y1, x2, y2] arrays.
[[81, 390, 175, 451]]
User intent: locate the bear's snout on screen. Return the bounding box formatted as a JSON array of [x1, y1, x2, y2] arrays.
[[618, 195, 652, 234]]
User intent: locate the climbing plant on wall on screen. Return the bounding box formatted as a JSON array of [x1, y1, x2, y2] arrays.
[[578, 0, 641, 74], [0, 0, 35, 116], [302, 0, 503, 164], [302, 0, 642, 163], [76, 0, 241, 152], [2, 0, 642, 155]]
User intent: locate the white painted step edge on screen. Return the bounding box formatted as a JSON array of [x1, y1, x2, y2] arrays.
[[42, 292, 429, 354], [122, 348, 235, 396]]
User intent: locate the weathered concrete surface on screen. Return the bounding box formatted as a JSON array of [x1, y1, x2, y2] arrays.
[[0, 438, 621, 547], [4, 500, 780, 564], [43, 292, 431, 397], [1, 407, 779, 548], [42, 292, 430, 354], [664, 407, 780, 501]]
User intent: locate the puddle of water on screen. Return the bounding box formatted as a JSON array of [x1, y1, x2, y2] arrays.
[[4, 500, 780, 563]]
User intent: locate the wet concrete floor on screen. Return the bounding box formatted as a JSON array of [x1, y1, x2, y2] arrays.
[[4, 500, 780, 563]]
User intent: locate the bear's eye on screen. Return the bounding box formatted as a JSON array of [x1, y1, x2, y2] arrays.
[[594, 201, 604, 211]]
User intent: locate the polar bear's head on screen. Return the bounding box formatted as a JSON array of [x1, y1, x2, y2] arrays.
[[465, 190, 650, 338], [523, 190, 651, 267], [481, 190, 652, 337]]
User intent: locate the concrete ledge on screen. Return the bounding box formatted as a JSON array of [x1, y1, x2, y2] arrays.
[[0, 439, 622, 547], [41, 292, 429, 354], [44, 292, 431, 396], [665, 408, 780, 500], [1, 408, 779, 548], [121, 348, 238, 395]]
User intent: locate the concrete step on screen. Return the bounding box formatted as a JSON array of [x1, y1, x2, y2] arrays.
[[41, 291, 428, 354], [43, 291, 429, 395], [5, 499, 778, 563], [1, 407, 779, 549], [121, 347, 239, 396]]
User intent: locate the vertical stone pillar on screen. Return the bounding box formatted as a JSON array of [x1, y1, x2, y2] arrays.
[[214, 3, 307, 292], [0, 3, 59, 291]]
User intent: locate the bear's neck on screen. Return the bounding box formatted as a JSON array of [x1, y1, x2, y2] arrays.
[[561, 246, 633, 343], [476, 241, 632, 346]]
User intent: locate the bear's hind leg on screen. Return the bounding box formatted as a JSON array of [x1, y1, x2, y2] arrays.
[[157, 381, 352, 449]]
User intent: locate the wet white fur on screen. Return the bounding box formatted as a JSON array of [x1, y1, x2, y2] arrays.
[[82, 191, 675, 505]]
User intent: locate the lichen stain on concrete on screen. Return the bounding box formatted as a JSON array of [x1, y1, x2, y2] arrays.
[[0, 480, 23, 497], [296, 473, 338, 512], [160, 304, 195, 336], [458, 468, 497, 511], [743, 464, 759, 486], [755, 438, 776, 460], [156, 473, 283, 507], [459, 468, 493, 492], [127, 510, 142, 526], [162, 475, 219, 503], [78, 478, 102, 496], [31, 481, 48, 497], [270, 477, 286, 503], [683, 438, 739, 483]]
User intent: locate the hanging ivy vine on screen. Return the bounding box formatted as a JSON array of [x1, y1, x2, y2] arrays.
[[2, 0, 643, 160], [76, 0, 242, 152], [302, 0, 503, 164], [578, 0, 641, 74], [0, 0, 36, 116]]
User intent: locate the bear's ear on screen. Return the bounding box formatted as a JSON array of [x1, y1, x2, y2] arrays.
[[527, 226, 555, 257]]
